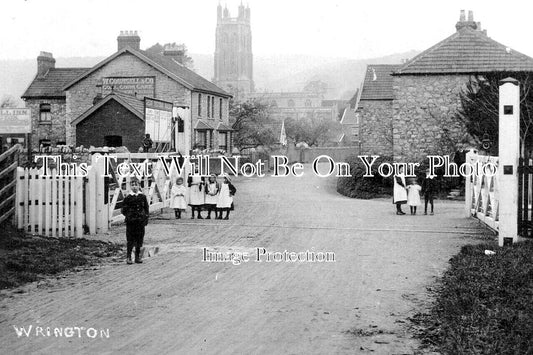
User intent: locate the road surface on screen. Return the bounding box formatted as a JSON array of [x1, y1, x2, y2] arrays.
[[0, 165, 487, 354]]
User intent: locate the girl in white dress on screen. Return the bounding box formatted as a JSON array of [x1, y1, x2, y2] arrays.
[[406, 179, 422, 215], [170, 177, 188, 219], [393, 165, 408, 215], [204, 174, 220, 219], [188, 171, 205, 219], [216, 175, 236, 220]]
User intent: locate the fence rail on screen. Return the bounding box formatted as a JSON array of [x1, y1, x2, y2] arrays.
[[465, 151, 499, 231]]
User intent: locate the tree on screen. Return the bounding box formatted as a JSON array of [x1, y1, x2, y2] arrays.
[[231, 98, 278, 148], [0, 95, 18, 108], [456, 73, 533, 156], [145, 42, 194, 69], [284, 114, 342, 147]]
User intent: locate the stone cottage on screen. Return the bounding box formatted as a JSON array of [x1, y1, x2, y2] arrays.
[[358, 11, 533, 162]]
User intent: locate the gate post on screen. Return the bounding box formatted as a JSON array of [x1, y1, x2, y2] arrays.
[[498, 77, 520, 246], [464, 150, 474, 218]]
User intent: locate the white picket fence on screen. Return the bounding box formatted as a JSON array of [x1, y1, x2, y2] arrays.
[[465, 151, 499, 231], [15, 153, 186, 237]]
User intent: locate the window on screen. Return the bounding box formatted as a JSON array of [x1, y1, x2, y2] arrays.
[[288, 99, 295, 108], [198, 93, 202, 116], [219, 98, 223, 119], [211, 97, 215, 118], [219, 132, 228, 150], [305, 99, 312, 107], [39, 103, 51, 122], [196, 131, 207, 149], [207, 95, 211, 118]]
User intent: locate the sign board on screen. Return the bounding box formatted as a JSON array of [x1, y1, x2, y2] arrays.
[[101, 76, 155, 98], [0, 108, 31, 133], [145, 97, 173, 142]]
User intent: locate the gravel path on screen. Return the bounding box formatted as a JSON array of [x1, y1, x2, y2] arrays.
[[0, 166, 488, 354]]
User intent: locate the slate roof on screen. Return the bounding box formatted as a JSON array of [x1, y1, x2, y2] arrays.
[[195, 120, 215, 130], [395, 27, 533, 75], [216, 122, 234, 131], [71, 92, 144, 125], [22, 68, 90, 99], [64, 48, 231, 97], [360, 65, 401, 100]]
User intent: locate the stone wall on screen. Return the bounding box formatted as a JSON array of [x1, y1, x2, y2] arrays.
[[392, 74, 470, 162], [25, 98, 67, 150], [66, 52, 191, 146], [66, 52, 231, 153], [358, 100, 393, 157]]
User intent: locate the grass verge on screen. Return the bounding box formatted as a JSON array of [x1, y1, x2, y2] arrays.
[[411, 240, 533, 354], [0, 225, 124, 290]]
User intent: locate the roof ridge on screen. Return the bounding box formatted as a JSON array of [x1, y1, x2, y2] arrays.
[[396, 30, 462, 74]]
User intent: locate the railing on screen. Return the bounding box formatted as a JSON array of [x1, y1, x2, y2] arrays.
[[465, 151, 499, 231]]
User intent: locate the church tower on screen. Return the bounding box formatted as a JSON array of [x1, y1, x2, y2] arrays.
[[214, 3, 254, 100]]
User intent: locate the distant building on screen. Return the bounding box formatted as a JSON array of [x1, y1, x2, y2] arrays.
[[22, 32, 233, 153], [213, 3, 254, 100], [251, 91, 337, 122], [339, 107, 359, 145], [357, 11, 533, 161]]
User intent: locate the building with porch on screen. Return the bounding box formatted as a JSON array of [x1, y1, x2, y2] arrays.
[[22, 32, 233, 154]]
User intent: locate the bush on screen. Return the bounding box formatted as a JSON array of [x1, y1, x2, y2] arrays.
[[336, 155, 393, 199]]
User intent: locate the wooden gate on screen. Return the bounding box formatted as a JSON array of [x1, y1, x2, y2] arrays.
[[0, 144, 20, 226], [465, 151, 499, 231], [16, 167, 85, 237], [518, 157, 533, 237]]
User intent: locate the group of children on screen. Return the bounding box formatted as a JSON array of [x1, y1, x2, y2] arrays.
[[170, 173, 236, 220], [394, 167, 437, 215]]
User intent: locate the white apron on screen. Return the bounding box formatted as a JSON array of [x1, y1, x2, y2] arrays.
[[205, 182, 219, 205], [393, 174, 407, 204], [216, 183, 233, 209], [188, 175, 205, 206]]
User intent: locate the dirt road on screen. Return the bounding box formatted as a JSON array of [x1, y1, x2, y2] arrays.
[[0, 166, 487, 354]]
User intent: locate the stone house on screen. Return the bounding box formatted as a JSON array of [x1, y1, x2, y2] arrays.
[[21, 52, 89, 150], [22, 32, 233, 154], [358, 11, 533, 162]]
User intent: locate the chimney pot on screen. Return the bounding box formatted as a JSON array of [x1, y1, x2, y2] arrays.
[[37, 51, 55, 78], [468, 10, 474, 21], [117, 30, 141, 51], [459, 10, 465, 21]]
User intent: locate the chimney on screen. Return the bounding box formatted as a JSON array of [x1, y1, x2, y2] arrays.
[[455, 10, 478, 31], [163, 43, 186, 64], [117, 30, 140, 51], [37, 51, 55, 78]]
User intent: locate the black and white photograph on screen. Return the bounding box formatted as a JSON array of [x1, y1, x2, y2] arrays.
[[1, 0, 532, 353]]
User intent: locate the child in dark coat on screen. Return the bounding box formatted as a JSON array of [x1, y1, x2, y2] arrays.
[[121, 178, 149, 264], [421, 168, 437, 215]]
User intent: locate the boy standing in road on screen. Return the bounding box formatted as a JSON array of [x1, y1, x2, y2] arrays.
[[121, 178, 149, 264]]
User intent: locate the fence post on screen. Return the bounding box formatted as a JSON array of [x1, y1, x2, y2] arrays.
[[465, 150, 474, 218], [92, 154, 108, 233], [498, 78, 520, 246]]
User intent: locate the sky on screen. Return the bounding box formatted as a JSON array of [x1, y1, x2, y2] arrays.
[[1, 0, 533, 61]]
